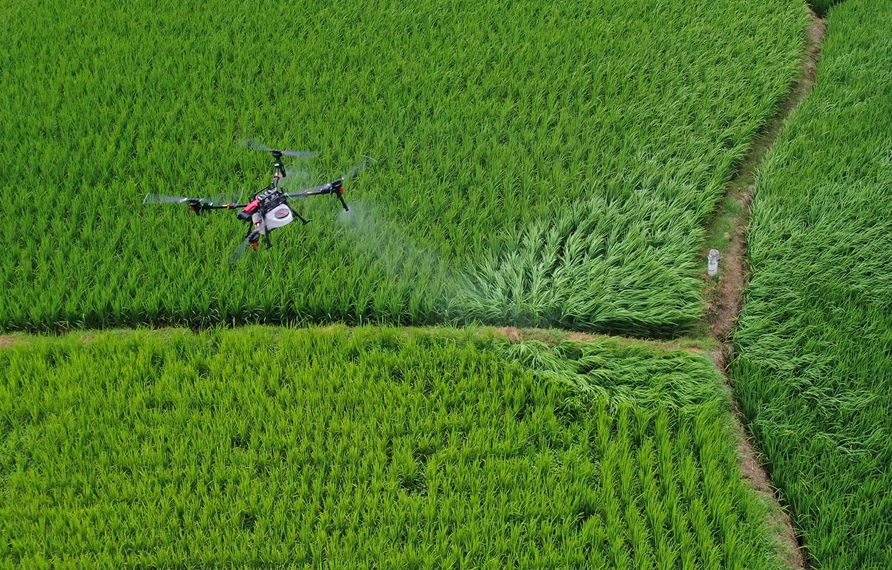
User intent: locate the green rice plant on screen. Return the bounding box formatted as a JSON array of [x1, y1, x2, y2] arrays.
[[2, 327, 786, 568], [806, 0, 840, 15], [0, 0, 807, 335], [734, 0, 892, 567]]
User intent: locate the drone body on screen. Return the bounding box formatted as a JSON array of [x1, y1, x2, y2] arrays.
[[143, 140, 371, 262], [237, 180, 303, 248]]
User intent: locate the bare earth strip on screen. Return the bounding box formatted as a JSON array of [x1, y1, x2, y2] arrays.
[[704, 9, 827, 570], [0, 336, 19, 347], [497, 15, 826, 558]]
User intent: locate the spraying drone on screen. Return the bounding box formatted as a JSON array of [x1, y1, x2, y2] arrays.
[[143, 139, 373, 262]]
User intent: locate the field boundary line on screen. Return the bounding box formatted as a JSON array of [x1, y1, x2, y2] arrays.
[[704, 8, 827, 570]]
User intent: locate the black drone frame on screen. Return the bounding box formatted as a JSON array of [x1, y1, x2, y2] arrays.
[[143, 140, 371, 261], [201, 152, 352, 249]]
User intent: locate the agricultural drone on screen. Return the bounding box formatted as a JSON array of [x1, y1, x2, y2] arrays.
[[143, 139, 373, 262]]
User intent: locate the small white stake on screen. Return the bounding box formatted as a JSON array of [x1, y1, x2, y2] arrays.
[[708, 249, 720, 276]]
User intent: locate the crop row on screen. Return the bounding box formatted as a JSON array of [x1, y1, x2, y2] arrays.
[[2, 327, 785, 568], [734, 0, 892, 567], [0, 0, 806, 334]]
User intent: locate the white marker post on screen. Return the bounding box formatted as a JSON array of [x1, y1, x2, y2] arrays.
[[708, 249, 720, 277]]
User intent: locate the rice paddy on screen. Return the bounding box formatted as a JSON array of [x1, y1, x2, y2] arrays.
[[734, 0, 892, 566], [5, 0, 888, 566], [1, 327, 787, 568], [0, 0, 806, 335]]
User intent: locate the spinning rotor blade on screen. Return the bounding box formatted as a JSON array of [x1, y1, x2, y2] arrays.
[[227, 237, 252, 264], [204, 192, 241, 206], [280, 149, 317, 158], [143, 194, 190, 204], [143, 193, 240, 206], [240, 138, 317, 158], [342, 156, 376, 180], [242, 138, 272, 152]]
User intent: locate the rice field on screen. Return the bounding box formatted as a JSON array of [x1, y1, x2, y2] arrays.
[[10, 0, 880, 566], [1, 327, 787, 568], [734, 0, 892, 567], [0, 0, 807, 335]]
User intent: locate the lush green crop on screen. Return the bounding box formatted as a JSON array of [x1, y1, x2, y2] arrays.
[[1, 327, 786, 568], [734, 0, 892, 567], [806, 0, 839, 15], [0, 0, 806, 335]]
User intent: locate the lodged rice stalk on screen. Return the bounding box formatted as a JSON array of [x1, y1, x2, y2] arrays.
[[734, 0, 892, 566], [0, 0, 806, 336]]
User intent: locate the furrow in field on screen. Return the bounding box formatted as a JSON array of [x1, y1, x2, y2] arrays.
[[700, 8, 828, 570], [732, 0, 892, 566]]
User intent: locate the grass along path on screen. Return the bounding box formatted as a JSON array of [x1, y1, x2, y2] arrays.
[[695, 8, 829, 570], [733, 0, 892, 565]]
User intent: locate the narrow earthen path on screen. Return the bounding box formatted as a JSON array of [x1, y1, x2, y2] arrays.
[[702, 10, 826, 570]]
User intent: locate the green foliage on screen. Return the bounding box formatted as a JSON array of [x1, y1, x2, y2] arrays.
[[0, 0, 806, 335], [1, 327, 784, 568], [806, 0, 840, 15], [734, 0, 892, 567]]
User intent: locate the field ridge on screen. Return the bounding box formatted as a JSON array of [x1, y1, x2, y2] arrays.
[[0, 1, 840, 567], [703, 9, 828, 570]]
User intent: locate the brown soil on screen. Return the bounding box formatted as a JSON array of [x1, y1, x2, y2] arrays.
[[496, 326, 524, 343], [730, 403, 805, 570], [703, 11, 826, 570], [0, 336, 17, 347], [705, 183, 754, 343], [495, 326, 710, 353]]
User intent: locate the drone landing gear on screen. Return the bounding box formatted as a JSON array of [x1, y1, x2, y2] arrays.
[[245, 230, 277, 250], [288, 204, 310, 225]]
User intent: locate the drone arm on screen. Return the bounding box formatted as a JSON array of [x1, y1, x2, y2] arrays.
[[285, 183, 333, 199], [284, 180, 348, 210], [200, 203, 249, 211]]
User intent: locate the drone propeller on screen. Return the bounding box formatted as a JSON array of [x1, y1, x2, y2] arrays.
[[227, 229, 263, 264], [143, 194, 192, 204], [144, 193, 238, 204], [227, 237, 252, 264], [342, 156, 376, 181], [240, 138, 317, 158], [143, 192, 241, 214]]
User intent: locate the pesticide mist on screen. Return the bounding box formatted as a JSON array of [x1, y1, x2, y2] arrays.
[[336, 200, 469, 324]]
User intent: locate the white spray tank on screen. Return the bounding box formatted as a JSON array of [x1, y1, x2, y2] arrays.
[[253, 205, 294, 234]]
